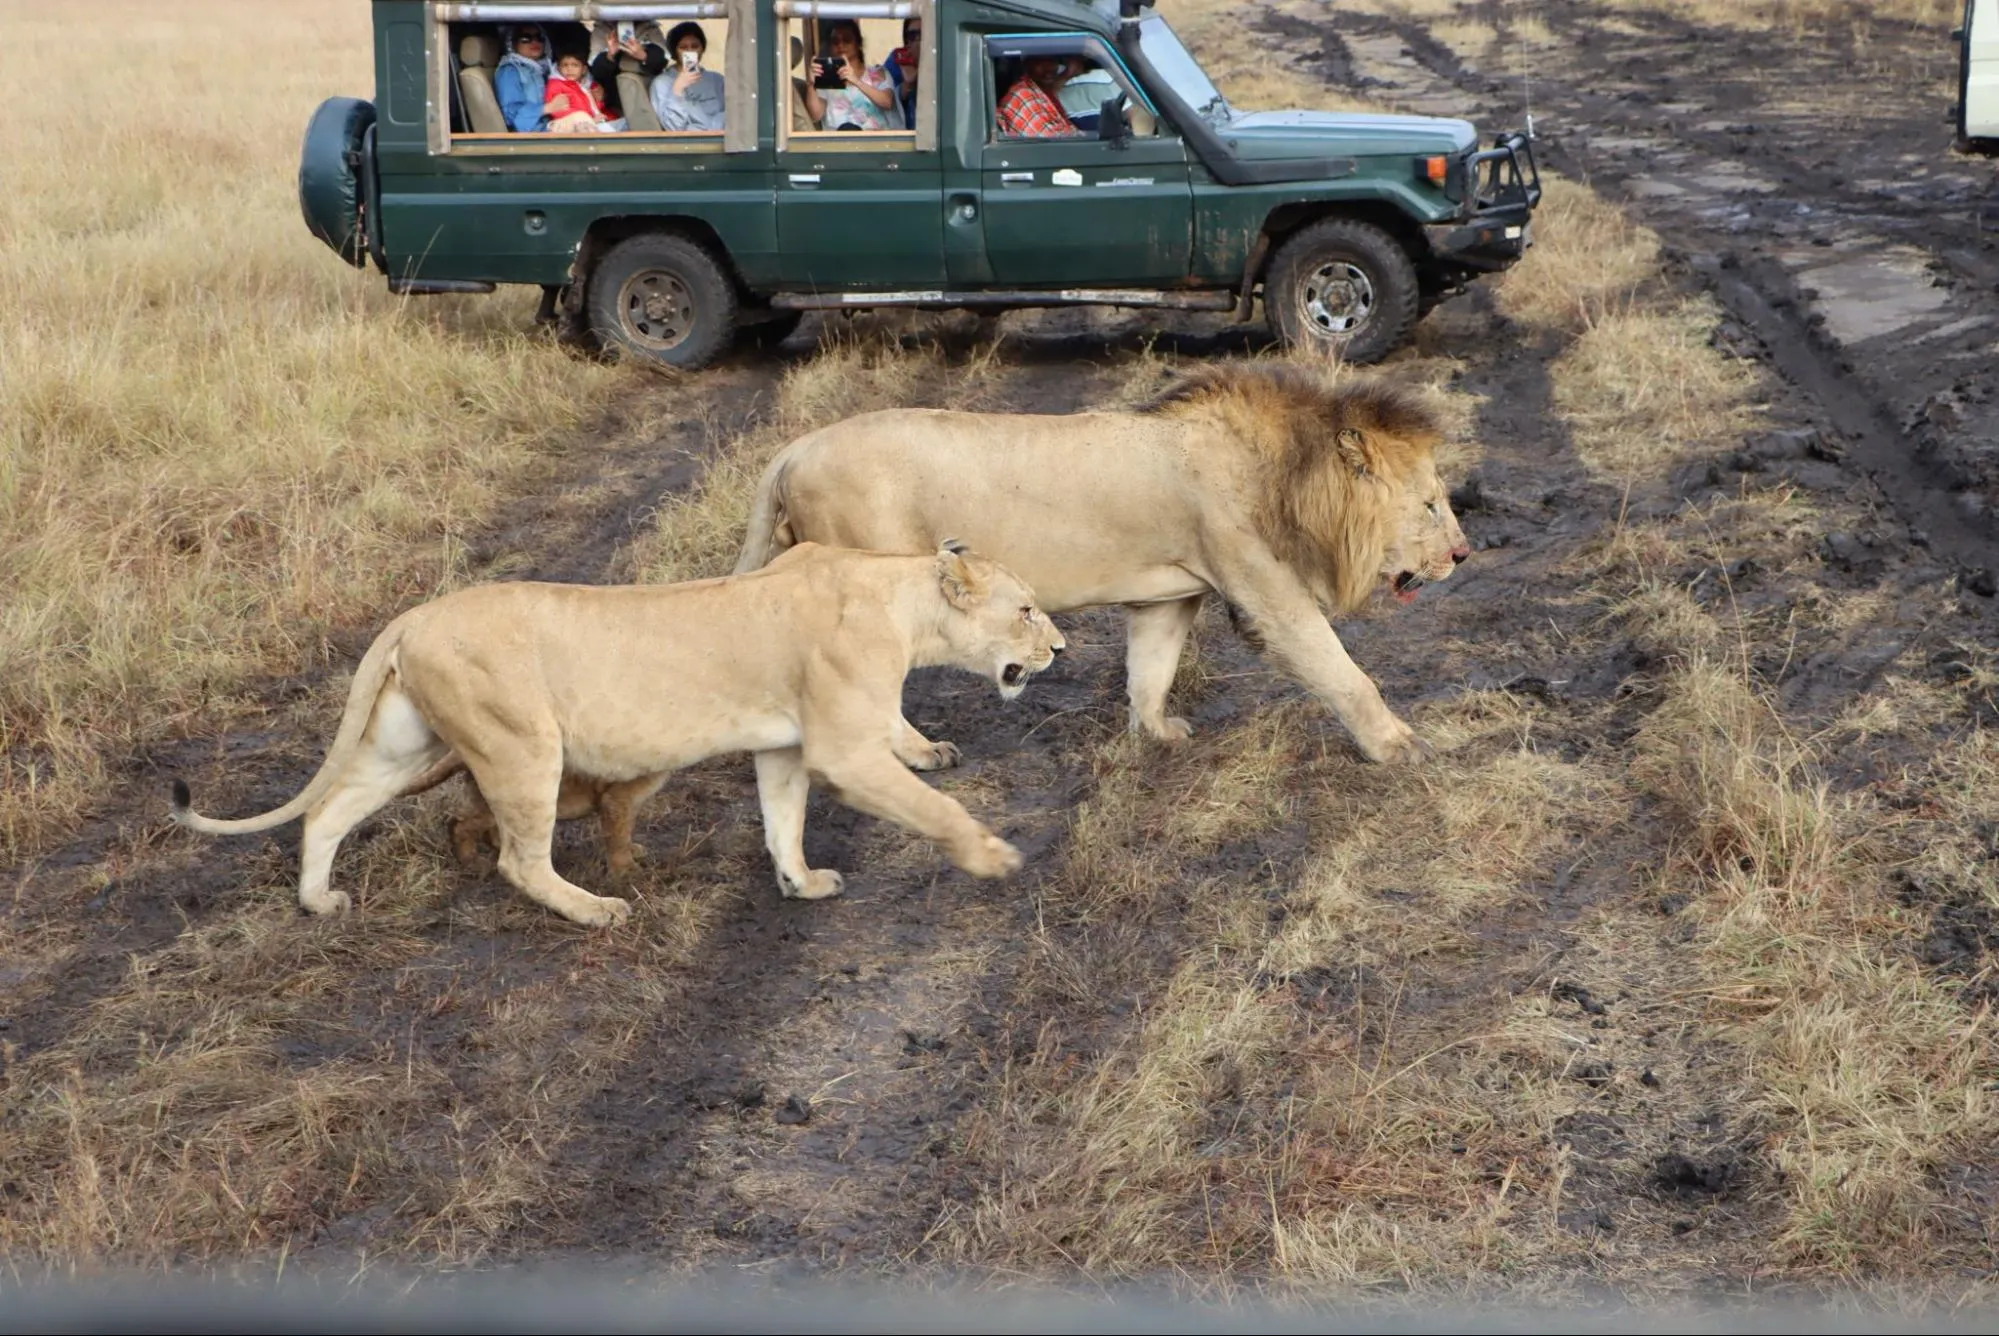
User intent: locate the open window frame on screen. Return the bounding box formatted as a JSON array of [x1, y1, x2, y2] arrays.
[[983, 30, 1162, 146], [425, 0, 759, 155], [773, 0, 936, 152]]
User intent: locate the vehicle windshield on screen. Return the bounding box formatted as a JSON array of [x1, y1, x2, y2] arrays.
[[1137, 15, 1232, 126]]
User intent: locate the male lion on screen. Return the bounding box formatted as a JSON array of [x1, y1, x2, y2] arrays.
[[170, 542, 1066, 927], [732, 363, 1469, 765]]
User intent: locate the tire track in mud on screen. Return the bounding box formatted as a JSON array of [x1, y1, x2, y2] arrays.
[[1272, 0, 1999, 578]]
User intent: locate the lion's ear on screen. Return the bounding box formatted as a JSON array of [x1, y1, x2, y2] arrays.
[[1335, 428, 1373, 478], [936, 545, 987, 610], [939, 538, 971, 557]]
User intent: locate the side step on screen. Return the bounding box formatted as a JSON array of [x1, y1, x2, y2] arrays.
[[769, 288, 1238, 312], [387, 277, 498, 296]]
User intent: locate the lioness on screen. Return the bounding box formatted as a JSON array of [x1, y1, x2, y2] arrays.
[[733, 363, 1468, 765], [171, 542, 1066, 927]]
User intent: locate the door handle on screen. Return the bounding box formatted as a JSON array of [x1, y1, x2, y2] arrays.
[[1001, 171, 1033, 184], [788, 173, 821, 187]]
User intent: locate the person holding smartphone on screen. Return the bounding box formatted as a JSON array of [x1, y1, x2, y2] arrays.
[[885, 15, 921, 130], [800, 20, 901, 131], [589, 18, 668, 120], [650, 21, 725, 131]]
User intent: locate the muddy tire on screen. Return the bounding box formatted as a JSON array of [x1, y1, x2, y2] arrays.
[[1265, 218, 1420, 365], [587, 233, 739, 371]]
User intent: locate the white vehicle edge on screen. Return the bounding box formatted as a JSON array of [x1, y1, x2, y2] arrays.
[[1956, 0, 1999, 153]]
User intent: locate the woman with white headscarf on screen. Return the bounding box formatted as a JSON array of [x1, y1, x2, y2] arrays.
[[495, 23, 555, 132]]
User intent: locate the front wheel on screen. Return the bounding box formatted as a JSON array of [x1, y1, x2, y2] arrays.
[[1264, 218, 1420, 365], [586, 233, 739, 371]]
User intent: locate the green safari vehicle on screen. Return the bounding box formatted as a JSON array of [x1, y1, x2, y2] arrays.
[[299, 0, 1542, 368]]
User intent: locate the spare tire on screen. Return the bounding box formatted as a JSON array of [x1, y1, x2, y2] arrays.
[[299, 97, 377, 269]]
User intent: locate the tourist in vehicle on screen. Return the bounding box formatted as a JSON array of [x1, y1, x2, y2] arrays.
[[885, 15, 921, 129], [495, 24, 556, 133], [800, 20, 902, 131], [651, 21, 726, 131], [1055, 55, 1119, 134], [589, 18, 667, 120], [997, 55, 1081, 138], [544, 51, 625, 133]]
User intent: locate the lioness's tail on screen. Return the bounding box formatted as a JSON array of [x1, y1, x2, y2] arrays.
[[170, 618, 414, 836], [731, 449, 797, 576]]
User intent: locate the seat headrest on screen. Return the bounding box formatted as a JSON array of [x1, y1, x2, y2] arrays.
[[790, 35, 804, 69], [459, 34, 500, 68]]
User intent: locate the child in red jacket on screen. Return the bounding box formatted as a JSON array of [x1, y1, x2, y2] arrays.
[[544, 52, 624, 133]]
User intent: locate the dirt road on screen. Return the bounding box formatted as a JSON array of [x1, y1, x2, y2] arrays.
[[3, 1, 1996, 1296]]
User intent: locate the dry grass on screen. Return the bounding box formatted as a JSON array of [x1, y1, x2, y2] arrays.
[[1550, 296, 1764, 483], [944, 686, 1639, 1293], [0, 786, 747, 1268], [1633, 650, 1999, 1275], [8, 0, 1997, 1298], [1596, 0, 1958, 30], [0, 2, 648, 857], [1155, 0, 1386, 114], [1495, 177, 1663, 335]]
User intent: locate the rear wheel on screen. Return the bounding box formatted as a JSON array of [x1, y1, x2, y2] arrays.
[[1265, 218, 1419, 365], [587, 233, 739, 371]]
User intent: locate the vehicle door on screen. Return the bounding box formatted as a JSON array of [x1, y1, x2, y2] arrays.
[[774, 5, 946, 289], [965, 32, 1194, 287]]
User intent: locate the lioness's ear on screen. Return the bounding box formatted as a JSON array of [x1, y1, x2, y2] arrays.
[[1335, 428, 1372, 478], [937, 546, 987, 610], [939, 537, 971, 557]]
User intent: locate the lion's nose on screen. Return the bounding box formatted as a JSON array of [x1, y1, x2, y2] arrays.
[[1450, 545, 1471, 565]]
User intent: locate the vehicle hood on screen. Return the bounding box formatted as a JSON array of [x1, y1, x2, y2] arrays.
[[1220, 109, 1477, 160]]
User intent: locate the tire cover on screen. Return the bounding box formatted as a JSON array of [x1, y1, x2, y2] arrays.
[[298, 97, 377, 269]]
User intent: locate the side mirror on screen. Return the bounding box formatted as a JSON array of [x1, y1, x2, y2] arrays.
[[1097, 92, 1131, 147]]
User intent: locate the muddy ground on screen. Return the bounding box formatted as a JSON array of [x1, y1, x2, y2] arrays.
[[3, 1, 1997, 1297]]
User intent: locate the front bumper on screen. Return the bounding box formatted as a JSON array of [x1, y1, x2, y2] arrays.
[[1426, 130, 1542, 271]]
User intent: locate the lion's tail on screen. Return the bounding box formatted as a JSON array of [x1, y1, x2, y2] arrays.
[[170, 618, 413, 837], [731, 448, 797, 576]]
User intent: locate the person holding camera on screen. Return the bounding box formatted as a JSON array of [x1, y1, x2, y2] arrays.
[[800, 20, 902, 131], [650, 21, 726, 131], [885, 15, 921, 129], [589, 18, 668, 120]]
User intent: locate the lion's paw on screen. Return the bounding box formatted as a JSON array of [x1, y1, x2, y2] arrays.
[[1134, 713, 1195, 744], [909, 740, 962, 772], [958, 833, 1024, 880], [570, 894, 633, 928], [299, 889, 352, 916], [1364, 728, 1435, 765], [787, 869, 846, 901], [605, 846, 647, 882]]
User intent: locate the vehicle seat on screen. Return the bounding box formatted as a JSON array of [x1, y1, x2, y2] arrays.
[[457, 34, 507, 133], [618, 54, 663, 131]]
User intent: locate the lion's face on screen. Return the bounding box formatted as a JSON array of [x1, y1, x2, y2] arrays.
[[935, 544, 1067, 699], [1377, 460, 1471, 605]]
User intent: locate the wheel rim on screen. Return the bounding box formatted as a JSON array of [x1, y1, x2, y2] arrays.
[[616, 268, 696, 352], [1299, 260, 1375, 337]]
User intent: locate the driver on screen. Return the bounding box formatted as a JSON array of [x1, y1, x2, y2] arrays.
[[997, 55, 1081, 138]]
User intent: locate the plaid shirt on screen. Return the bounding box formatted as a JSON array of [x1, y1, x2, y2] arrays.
[[997, 78, 1075, 138]]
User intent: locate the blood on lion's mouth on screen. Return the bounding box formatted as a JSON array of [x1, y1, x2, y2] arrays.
[[1391, 572, 1425, 605]]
